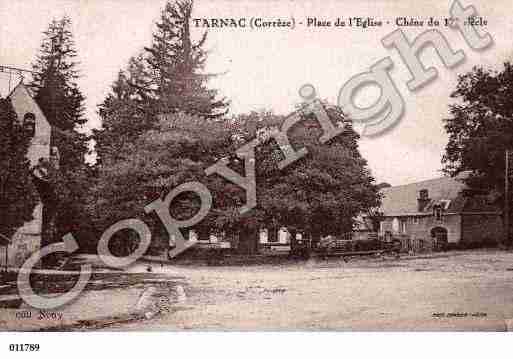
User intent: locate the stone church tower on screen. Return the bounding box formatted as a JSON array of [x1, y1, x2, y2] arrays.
[[0, 83, 51, 267]]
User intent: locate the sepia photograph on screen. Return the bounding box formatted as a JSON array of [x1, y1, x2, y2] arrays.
[[0, 0, 512, 356]]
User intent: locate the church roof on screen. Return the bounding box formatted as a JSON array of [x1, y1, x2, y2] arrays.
[[6, 82, 47, 125]]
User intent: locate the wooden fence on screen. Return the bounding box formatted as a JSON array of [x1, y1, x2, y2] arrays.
[[395, 235, 435, 253]]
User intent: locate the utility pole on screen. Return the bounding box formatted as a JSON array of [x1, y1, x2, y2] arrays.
[[506, 150, 511, 248], [0, 179, 7, 272]]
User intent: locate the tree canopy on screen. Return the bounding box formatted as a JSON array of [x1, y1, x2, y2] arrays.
[[142, 0, 229, 118], [96, 0, 229, 166], [95, 55, 158, 164], [90, 105, 380, 255], [30, 16, 88, 171], [29, 16, 92, 246], [443, 62, 513, 199], [90, 0, 379, 256], [229, 105, 380, 247], [88, 112, 237, 254]]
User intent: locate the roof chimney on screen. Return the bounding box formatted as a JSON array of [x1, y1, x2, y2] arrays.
[[417, 189, 430, 212]]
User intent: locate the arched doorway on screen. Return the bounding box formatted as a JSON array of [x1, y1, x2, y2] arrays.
[[430, 227, 448, 251]]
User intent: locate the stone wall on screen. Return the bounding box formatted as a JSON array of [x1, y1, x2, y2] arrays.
[[380, 212, 503, 249], [380, 214, 461, 243]]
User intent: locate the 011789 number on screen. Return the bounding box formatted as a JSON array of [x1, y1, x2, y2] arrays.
[[9, 344, 40, 352]]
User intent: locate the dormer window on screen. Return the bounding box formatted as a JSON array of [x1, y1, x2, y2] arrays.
[[440, 199, 451, 210], [23, 112, 36, 137]]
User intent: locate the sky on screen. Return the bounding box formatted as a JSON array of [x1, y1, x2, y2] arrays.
[[0, 0, 511, 186]]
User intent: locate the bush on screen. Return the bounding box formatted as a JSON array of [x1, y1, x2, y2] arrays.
[[447, 237, 499, 250]]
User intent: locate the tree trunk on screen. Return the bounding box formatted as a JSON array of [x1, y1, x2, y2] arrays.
[[289, 228, 298, 250], [268, 226, 278, 243], [238, 227, 259, 255], [311, 231, 321, 249]]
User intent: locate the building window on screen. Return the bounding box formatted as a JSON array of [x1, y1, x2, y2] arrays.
[[400, 219, 407, 234], [413, 217, 419, 224], [419, 189, 429, 200], [392, 218, 399, 233], [23, 112, 36, 137], [440, 199, 451, 210]]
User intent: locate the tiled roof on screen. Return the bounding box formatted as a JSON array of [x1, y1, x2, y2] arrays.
[[380, 175, 468, 216]]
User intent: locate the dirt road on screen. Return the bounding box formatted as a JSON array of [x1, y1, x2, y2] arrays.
[[106, 250, 513, 331]]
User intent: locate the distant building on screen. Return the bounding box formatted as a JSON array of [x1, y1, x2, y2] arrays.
[[378, 174, 503, 249], [0, 83, 51, 267]]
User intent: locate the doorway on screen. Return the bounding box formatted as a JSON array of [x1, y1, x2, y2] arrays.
[[430, 226, 448, 251]]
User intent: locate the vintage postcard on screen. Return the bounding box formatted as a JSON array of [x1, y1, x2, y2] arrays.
[[0, 0, 512, 352]]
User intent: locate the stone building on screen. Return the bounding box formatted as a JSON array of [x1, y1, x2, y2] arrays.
[[379, 174, 503, 250], [0, 83, 51, 267]]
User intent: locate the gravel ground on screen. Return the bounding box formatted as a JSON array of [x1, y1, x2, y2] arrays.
[[2, 249, 513, 331], [109, 249, 513, 331]]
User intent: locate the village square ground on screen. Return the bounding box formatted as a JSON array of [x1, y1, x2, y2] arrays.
[[2, 249, 513, 331]]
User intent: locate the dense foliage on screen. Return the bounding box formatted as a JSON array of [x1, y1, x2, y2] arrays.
[[90, 0, 380, 255], [29, 17, 92, 246], [0, 99, 38, 242], [443, 62, 513, 199]]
